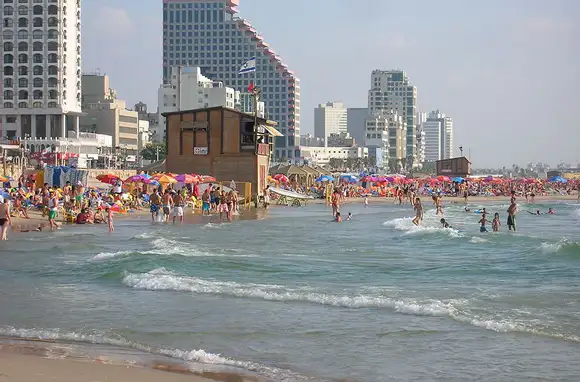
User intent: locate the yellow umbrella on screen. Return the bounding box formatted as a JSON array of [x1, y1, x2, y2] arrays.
[[155, 174, 177, 184], [0, 176, 7, 182]]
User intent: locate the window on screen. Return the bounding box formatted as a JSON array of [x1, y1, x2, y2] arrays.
[[48, 90, 57, 99], [4, 102, 13, 108], [18, 53, 27, 63], [33, 90, 42, 99], [47, 4, 56, 14], [3, 30, 13, 39], [3, 54, 13, 64], [18, 42, 27, 51], [47, 41, 58, 51], [3, 90, 13, 100], [48, 65, 57, 75], [33, 17, 42, 27], [3, 17, 13, 27], [18, 17, 27, 27], [18, 102, 27, 108], [33, 29, 43, 39], [119, 115, 138, 124], [17, 29, 28, 39], [32, 5, 41, 14], [47, 16, 57, 26], [33, 65, 42, 75], [3, 42, 13, 51], [18, 77, 27, 87], [47, 78, 57, 87], [47, 29, 58, 39], [47, 53, 57, 63], [3, 6, 13, 16], [4, 78, 12, 88], [33, 42, 42, 51], [18, 90, 27, 99], [17, 5, 26, 15], [3, 66, 13, 75], [33, 101, 42, 108], [18, 66, 26, 75], [48, 102, 57, 108], [33, 53, 42, 63], [33, 77, 42, 87]]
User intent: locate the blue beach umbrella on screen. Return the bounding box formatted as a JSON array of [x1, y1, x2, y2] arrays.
[[452, 177, 464, 183], [548, 176, 567, 183], [316, 175, 335, 182], [340, 174, 359, 183]]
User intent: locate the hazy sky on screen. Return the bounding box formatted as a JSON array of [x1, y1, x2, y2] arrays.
[[82, 0, 580, 167]]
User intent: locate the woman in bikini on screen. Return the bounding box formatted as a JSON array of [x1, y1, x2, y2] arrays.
[[0, 197, 11, 240]]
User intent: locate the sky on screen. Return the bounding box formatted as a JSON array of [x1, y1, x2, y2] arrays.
[[81, 0, 580, 168]]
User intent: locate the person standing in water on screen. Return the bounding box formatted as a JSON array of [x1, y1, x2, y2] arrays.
[[106, 207, 114, 233], [507, 200, 517, 232], [412, 197, 423, 226], [478, 213, 488, 232], [0, 196, 11, 240], [492, 213, 501, 232], [331, 189, 340, 217]]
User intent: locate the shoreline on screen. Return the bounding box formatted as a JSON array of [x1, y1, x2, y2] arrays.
[[0, 338, 266, 382]]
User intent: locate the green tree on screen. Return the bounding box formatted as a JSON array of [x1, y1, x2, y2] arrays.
[[328, 158, 345, 170], [141, 143, 166, 161]]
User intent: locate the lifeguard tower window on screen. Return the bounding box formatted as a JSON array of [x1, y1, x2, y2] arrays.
[[240, 119, 255, 150]]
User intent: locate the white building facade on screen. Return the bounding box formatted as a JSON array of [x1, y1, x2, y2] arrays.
[[367, 70, 417, 167], [364, 111, 406, 171], [314, 101, 347, 140], [1, 0, 82, 140], [162, 0, 300, 160], [416, 112, 427, 164], [423, 110, 453, 162], [301, 146, 368, 167]]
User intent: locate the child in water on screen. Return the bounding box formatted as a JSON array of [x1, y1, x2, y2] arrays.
[[492, 213, 501, 232], [440, 218, 452, 229], [478, 213, 488, 233], [334, 212, 342, 222]]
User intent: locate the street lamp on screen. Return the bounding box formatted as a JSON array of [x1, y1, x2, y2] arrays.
[[459, 146, 463, 157]]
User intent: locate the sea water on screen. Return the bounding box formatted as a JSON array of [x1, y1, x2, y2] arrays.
[[1, 200, 580, 381]]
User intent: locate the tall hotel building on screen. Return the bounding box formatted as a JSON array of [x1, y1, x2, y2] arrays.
[[368, 70, 417, 167], [162, 0, 300, 159], [1, 0, 82, 140]]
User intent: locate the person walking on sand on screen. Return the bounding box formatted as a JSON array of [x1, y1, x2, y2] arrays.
[[412, 197, 423, 226], [0, 196, 11, 240]]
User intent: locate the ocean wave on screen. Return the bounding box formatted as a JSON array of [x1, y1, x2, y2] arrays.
[[0, 326, 308, 381], [469, 236, 488, 244], [120, 268, 580, 343], [540, 240, 580, 255], [383, 217, 464, 238]]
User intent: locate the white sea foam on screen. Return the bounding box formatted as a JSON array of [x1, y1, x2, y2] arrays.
[[383, 217, 464, 238], [469, 236, 488, 244], [540, 242, 562, 254], [91, 250, 134, 261], [0, 326, 308, 381]]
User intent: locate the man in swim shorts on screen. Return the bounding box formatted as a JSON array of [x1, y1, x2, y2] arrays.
[[507, 201, 517, 231]]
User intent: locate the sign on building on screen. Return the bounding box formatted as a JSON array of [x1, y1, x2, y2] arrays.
[[194, 147, 208, 155]]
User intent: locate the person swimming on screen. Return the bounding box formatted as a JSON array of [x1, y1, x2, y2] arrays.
[[527, 209, 542, 215], [346, 212, 352, 221], [547, 208, 555, 215], [334, 212, 342, 222], [440, 218, 452, 229], [464, 207, 471, 212]]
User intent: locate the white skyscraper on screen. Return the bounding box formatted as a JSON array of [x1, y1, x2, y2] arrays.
[[314, 102, 347, 141], [423, 110, 454, 162], [416, 112, 427, 163], [367, 70, 417, 167], [162, 0, 300, 160], [1, 0, 82, 140]]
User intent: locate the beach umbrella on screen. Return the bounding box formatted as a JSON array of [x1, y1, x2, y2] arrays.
[[0, 176, 8, 182], [96, 174, 119, 184], [144, 179, 160, 187], [452, 177, 464, 183], [154, 174, 177, 184], [548, 176, 567, 183], [199, 175, 217, 183], [340, 174, 359, 183], [272, 173, 290, 183], [124, 174, 151, 183], [360, 175, 377, 182], [437, 175, 451, 182], [175, 174, 200, 184], [316, 175, 335, 182]]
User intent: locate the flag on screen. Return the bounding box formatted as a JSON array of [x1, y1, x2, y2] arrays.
[[238, 57, 256, 74], [248, 82, 255, 92]]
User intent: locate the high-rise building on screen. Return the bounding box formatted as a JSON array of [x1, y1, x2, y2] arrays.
[[416, 112, 427, 164], [346, 107, 367, 145], [367, 70, 417, 167], [423, 110, 453, 162], [314, 102, 347, 141], [364, 111, 406, 171], [0, 0, 83, 140], [162, 0, 300, 160]]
